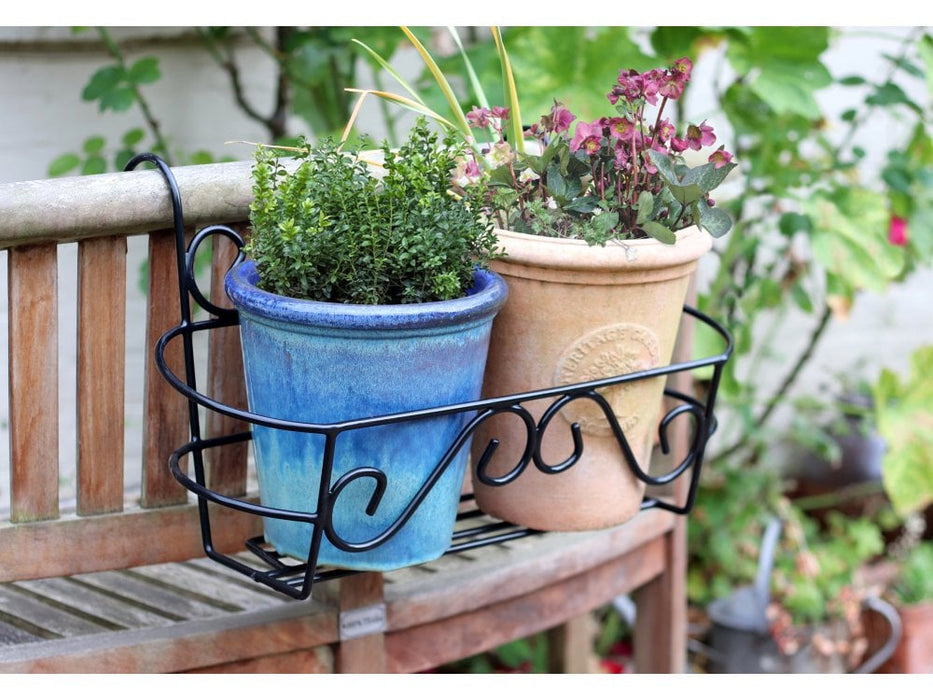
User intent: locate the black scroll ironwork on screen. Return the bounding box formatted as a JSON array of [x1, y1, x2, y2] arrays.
[[127, 154, 734, 601]]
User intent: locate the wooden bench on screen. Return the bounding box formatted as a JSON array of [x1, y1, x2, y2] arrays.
[[0, 162, 700, 673]]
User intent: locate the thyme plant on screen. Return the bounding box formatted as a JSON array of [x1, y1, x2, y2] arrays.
[[246, 118, 499, 305]]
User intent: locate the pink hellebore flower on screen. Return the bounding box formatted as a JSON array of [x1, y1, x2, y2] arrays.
[[491, 106, 510, 121], [467, 106, 492, 129], [570, 120, 604, 155], [450, 157, 481, 188], [659, 72, 687, 100], [550, 103, 576, 133], [608, 117, 636, 141], [640, 69, 663, 105], [708, 146, 734, 169], [686, 121, 716, 150], [654, 119, 676, 144], [889, 216, 909, 246], [672, 57, 693, 81]]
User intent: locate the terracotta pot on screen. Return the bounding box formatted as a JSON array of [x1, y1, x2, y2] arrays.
[[470, 225, 712, 531], [884, 601, 933, 673]]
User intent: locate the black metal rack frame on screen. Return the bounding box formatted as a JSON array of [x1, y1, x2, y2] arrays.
[[127, 153, 734, 601]]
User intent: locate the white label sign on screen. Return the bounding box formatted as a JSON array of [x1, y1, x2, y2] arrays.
[[339, 603, 387, 641]]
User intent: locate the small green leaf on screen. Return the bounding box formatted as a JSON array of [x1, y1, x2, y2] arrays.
[[697, 199, 733, 238], [122, 128, 145, 147], [641, 221, 677, 244], [790, 281, 814, 313], [48, 153, 81, 177], [636, 191, 654, 225], [866, 81, 921, 112], [563, 195, 600, 214], [127, 57, 160, 85], [668, 182, 704, 207], [648, 150, 680, 184], [778, 212, 812, 236], [546, 162, 568, 199], [83, 135, 105, 154], [100, 86, 136, 112], [82, 65, 124, 101], [81, 155, 108, 175], [114, 149, 135, 171]]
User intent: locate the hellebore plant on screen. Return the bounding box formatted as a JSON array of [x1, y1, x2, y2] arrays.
[[349, 29, 737, 246], [452, 58, 738, 245]]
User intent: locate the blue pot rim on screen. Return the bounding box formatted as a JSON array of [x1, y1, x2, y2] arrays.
[[225, 259, 508, 331]]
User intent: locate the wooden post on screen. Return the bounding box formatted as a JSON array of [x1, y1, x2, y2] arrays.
[[547, 613, 597, 673], [336, 573, 387, 673], [141, 229, 189, 508], [76, 236, 127, 515], [7, 244, 59, 523]]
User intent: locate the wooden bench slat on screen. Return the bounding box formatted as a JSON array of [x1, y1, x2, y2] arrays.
[[0, 502, 261, 583], [141, 229, 190, 508], [0, 619, 42, 646], [70, 570, 235, 621], [7, 244, 59, 523], [76, 236, 128, 515], [128, 561, 289, 611], [0, 583, 109, 638], [12, 578, 175, 630], [0, 591, 336, 673]]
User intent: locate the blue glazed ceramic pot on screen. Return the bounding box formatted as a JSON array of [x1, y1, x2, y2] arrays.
[[225, 260, 507, 571]]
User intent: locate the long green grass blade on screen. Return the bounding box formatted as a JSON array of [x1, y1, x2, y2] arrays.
[[352, 38, 426, 106], [401, 26, 472, 138], [448, 26, 489, 109], [492, 27, 524, 153], [344, 88, 458, 132]]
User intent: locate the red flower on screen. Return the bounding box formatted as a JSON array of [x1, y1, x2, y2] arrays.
[[889, 215, 909, 246]]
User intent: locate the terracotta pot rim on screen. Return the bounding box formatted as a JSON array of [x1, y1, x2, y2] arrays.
[[493, 225, 712, 272]]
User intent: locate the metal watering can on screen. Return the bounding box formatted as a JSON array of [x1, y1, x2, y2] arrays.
[[701, 517, 902, 674]]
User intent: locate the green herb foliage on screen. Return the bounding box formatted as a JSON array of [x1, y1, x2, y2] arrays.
[[892, 541, 933, 606], [247, 118, 499, 305]]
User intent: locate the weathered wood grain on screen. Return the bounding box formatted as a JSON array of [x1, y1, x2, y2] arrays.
[[0, 502, 262, 583], [385, 538, 665, 673], [141, 229, 189, 507], [7, 244, 59, 523], [76, 235, 128, 515]]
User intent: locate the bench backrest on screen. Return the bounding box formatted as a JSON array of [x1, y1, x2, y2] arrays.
[[0, 161, 258, 582]]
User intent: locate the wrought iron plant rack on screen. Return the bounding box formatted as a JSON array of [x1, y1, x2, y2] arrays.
[[128, 154, 734, 601]]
